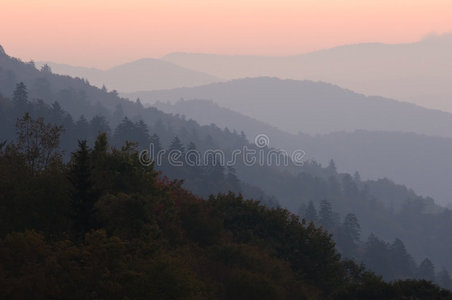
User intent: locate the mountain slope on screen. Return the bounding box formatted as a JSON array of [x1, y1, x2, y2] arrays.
[[151, 98, 452, 206], [123, 77, 452, 137], [4, 46, 452, 276], [37, 58, 221, 92], [162, 33, 452, 112]]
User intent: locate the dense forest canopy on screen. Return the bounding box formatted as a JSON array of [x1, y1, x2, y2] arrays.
[[1, 112, 451, 299]]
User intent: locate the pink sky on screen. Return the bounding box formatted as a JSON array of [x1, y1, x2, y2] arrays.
[[1, 0, 451, 68]]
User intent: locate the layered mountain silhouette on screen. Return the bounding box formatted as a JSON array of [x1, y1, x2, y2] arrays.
[[153, 98, 452, 206], [4, 43, 452, 276], [37, 58, 221, 92], [163, 33, 452, 112], [124, 77, 452, 137]]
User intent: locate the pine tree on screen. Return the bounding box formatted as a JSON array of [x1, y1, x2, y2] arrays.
[[335, 213, 360, 259], [75, 115, 89, 140], [319, 199, 335, 231], [69, 140, 96, 235], [389, 238, 415, 280], [40, 64, 52, 74], [89, 115, 111, 137], [112, 117, 134, 147], [12, 82, 28, 111], [343, 213, 361, 242], [49, 101, 65, 125], [135, 120, 150, 147], [363, 234, 391, 280], [304, 201, 318, 223], [135, 98, 143, 108], [93, 132, 108, 158], [417, 258, 436, 282], [169, 136, 185, 153], [327, 159, 337, 174]]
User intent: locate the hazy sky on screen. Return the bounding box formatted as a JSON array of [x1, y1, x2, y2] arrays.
[[1, 0, 451, 68]]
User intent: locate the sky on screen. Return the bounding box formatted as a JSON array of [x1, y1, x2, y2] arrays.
[[1, 0, 451, 68]]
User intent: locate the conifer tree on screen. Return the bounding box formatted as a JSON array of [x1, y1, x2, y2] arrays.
[[12, 82, 28, 112], [304, 201, 318, 223], [417, 258, 436, 282], [69, 140, 96, 235], [389, 238, 415, 280], [319, 199, 335, 230]]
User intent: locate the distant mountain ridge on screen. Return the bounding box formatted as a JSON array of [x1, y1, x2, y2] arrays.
[[123, 77, 452, 138], [162, 33, 452, 112], [37, 58, 222, 92]]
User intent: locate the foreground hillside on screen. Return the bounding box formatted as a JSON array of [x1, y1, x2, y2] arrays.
[[1, 117, 450, 299], [2, 48, 452, 283]]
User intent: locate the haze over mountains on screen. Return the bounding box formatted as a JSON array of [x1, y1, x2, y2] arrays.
[[125, 71, 452, 206], [36, 33, 452, 113], [125, 77, 452, 138], [37, 58, 221, 92], [154, 99, 452, 206], [5, 0, 452, 295], [12, 41, 452, 205], [163, 33, 452, 113], [5, 42, 452, 289]]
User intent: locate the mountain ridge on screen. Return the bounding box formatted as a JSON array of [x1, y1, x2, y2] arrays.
[[161, 33, 452, 112], [123, 77, 452, 138], [36, 57, 222, 92], [151, 97, 452, 206]]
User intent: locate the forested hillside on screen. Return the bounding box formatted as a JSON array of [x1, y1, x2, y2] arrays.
[[2, 47, 452, 288], [0, 114, 451, 299]]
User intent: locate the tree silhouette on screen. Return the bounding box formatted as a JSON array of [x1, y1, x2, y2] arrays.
[[16, 113, 63, 173], [319, 199, 335, 230], [12, 82, 28, 113], [417, 258, 436, 282], [304, 201, 318, 223]]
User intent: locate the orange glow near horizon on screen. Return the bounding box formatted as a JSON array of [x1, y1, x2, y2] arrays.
[[1, 0, 451, 68]]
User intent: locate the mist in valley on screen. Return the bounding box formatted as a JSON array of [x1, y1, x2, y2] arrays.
[[1, 1, 452, 298]]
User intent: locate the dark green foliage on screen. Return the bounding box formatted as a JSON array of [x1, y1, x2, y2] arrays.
[[69, 140, 97, 235], [0, 125, 450, 299]]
